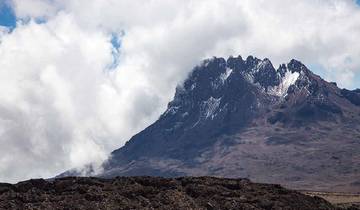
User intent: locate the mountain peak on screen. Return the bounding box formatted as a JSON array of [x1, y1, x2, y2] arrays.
[[184, 56, 308, 100], [287, 58, 307, 73], [62, 55, 360, 193]]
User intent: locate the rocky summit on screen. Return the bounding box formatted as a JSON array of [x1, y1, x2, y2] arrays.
[[0, 176, 342, 210], [62, 55, 360, 193]]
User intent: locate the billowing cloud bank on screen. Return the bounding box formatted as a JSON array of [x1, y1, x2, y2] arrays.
[[0, 0, 359, 182]]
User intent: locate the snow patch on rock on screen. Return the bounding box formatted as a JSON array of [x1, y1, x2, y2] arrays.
[[269, 70, 300, 97], [220, 68, 233, 83], [202, 97, 221, 119], [243, 72, 255, 83], [164, 106, 180, 115]]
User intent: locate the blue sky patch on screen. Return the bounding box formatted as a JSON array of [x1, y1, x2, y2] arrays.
[[107, 33, 122, 70], [0, 2, 16, 29], [111, 33, 121, 51]]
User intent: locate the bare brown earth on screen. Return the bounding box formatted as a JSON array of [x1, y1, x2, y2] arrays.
[[303, 191, 360, 209], [303, 191, 360, 204], [101, 117, 360, 193], [0, 176, 348, 210]]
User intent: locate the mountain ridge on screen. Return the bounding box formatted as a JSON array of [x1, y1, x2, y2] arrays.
[[61, 55, 360, 193]]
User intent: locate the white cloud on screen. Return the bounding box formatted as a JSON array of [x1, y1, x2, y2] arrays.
[[11, 0, 61, 19], [0, 13, 113, 182], [0, 0, 359, 182]]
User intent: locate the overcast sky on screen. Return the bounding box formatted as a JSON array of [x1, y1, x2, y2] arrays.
[[0, 0, 359, 183]]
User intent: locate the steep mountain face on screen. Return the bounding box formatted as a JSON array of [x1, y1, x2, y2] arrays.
[[95, 56, 360, 192]]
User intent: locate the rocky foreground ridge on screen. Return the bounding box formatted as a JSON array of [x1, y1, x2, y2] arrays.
[[1, 176, 356, 210]]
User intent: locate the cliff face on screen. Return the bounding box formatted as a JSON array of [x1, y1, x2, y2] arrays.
[[0, 176, 336, 210]]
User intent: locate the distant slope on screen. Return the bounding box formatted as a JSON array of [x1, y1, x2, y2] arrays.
[[0, 176, 338, 210], [303, 191, 360, 206]]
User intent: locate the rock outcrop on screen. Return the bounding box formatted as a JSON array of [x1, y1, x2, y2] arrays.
[[0, 176, 340, 210]]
